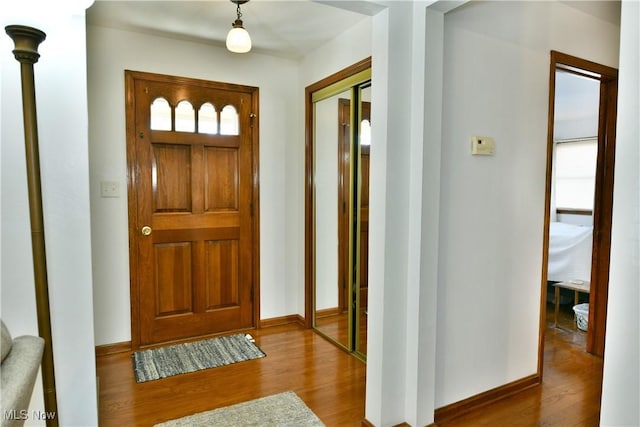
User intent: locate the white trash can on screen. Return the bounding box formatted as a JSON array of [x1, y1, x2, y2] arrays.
[[573, 303, 589, 331]]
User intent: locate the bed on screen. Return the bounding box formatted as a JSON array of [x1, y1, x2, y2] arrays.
[[548, 222, 593, 283]]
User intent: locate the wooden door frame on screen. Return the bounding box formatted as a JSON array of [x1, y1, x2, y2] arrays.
[[125, 70, 261, 349], [539, 51, 618, 371]]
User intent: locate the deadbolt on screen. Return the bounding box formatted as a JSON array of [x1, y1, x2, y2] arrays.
[[141, 226, 152, 236]]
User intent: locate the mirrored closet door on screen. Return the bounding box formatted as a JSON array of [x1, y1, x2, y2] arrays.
[[305, 58, 371, 361]]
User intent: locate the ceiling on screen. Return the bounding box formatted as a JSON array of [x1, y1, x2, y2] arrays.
[[87, 1, 620, 60], [87, 0, 617, 127], [559, 0, 621, 26], [86, 0, 372, 60]]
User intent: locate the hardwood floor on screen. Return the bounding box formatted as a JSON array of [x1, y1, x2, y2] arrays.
[[97, 304, 602, 426], [97, 324, 366, 426], [313, 309, 368, 355], [438, 303, 602, 426]]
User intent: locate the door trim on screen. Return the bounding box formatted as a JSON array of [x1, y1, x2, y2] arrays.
[[539, 51, 617, 371], [125, 70, 261, 349]]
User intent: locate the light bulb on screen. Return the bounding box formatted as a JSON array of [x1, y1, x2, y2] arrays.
[[226, 21, 251, 53]]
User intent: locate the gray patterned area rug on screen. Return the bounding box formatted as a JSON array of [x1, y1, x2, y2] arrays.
[[132, 333, 265, 383], [154, 391, 325, 427]]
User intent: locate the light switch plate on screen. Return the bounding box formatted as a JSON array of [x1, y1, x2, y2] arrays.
[[100, 181, 120, 198], [471, 136, 495, 155]]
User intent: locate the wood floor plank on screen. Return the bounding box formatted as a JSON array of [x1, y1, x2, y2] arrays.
[[97, 304, 602, 427], [437, 304, 603, 426], [97, 324, 366, 426]]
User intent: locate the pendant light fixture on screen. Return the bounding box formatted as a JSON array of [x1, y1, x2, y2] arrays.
[[226, 0, 251, 53]]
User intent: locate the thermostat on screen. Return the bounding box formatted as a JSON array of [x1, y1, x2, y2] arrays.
[[471, 136, 495, 155]]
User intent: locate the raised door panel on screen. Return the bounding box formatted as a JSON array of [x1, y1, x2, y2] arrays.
[[154, 242, 193, 317], [152, 144, 192, 213], [205, 240, 239, 309], [205, 147, 239, 212]]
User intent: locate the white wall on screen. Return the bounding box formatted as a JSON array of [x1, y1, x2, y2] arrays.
[[87, 25, 301, 345], [554, 71, 600, 140], [314, 94, 341, 311], [1, 3, 98, 426], [436, 1, 620, 407], [367, 3, 419, 425], [600, 1, 640, 425], [299, 18, 372, 88]]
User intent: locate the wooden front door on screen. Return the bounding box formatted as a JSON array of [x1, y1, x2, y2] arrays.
[[125, 71, 259, 347]]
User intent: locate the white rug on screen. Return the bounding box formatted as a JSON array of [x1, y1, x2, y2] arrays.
[[154, 391, 325, 427]]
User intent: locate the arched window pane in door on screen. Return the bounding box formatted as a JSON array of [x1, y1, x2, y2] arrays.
[[198, 103, 218, 134], [175, 100, 195, 132], [220, 105, 239, 135], [360, 119, 371, 146], [150, 97, 172, 130]]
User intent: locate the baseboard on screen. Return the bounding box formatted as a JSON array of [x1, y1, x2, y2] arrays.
[[96, 315, 306, 356], [258, 314, 306, 328], [315, 307, 342, 318], [361, 420, 417, 427], [95, 340, 132, 357], [434, 373, 540, 423]]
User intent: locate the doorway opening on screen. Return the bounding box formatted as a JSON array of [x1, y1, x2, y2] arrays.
[[540, 51, 618, 367]]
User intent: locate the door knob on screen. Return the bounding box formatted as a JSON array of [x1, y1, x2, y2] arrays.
[[141, 226, 152, 236]]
